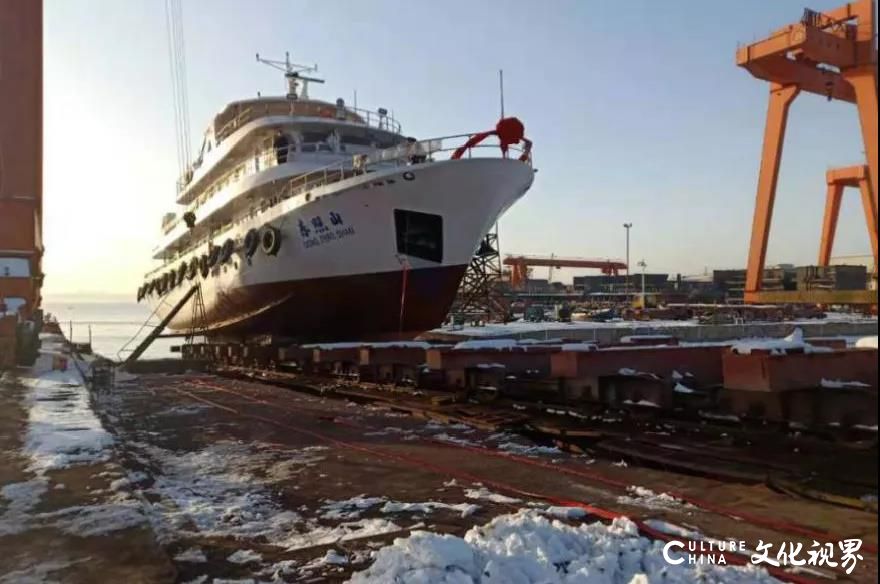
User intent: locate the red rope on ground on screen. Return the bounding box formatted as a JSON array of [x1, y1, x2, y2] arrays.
[[169, 384, 826, 584]]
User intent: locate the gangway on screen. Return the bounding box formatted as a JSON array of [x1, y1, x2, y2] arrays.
[[119, 284, 200, 365]]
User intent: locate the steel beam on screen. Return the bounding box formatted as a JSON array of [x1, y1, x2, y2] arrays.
[[745, 84, 800, 294]]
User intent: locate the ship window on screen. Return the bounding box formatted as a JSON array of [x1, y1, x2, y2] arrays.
[[0, 297, 26, 315], [342, 134, 371, 146], [394, 209, 443, 263], [301, 131, 330, 144], [0, 257, 30, 277]]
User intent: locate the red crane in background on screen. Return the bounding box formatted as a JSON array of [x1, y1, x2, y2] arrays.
[[503, 255, 627, 290]]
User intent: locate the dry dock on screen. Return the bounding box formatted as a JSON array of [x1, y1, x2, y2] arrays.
[[3, 330, 878, 582]]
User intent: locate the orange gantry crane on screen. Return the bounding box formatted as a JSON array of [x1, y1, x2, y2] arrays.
[[737, 0, 878, 306], [503, 255, 627, 289], [819, 164, 877, 268]]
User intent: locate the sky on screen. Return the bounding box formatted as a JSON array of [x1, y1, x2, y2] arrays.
[[42, 0, 876, 297]]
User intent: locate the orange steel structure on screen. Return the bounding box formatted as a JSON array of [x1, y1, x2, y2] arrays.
[[737, 0, 878, 305], [818, 164, 878, 268], [504, 255, 627, 289], [0, 0, 43, 365]]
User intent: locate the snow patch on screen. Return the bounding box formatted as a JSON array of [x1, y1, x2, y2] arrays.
[[497, 442, 561, 456], [464, 487, 521, 505], [381, 501, 480, 518], [731, 328, 832, 356], [22, 349, 113, 473], [227, 549, 263, 565], [617, 486, 693, 511], [821, 378, 871, 389], [321, 495, 386, 520], [174, 547, 208, 563], [348, 510, 778, 583], [673, 382, 697, 394]]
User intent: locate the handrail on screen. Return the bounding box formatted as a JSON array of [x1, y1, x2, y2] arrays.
[[213, 104, 402, 145], [180, 104, 403, 195], [214, 106, 254, 143], [151, 130, 532, 275]]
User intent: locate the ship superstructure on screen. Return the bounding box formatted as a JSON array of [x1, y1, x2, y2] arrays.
[[140, 55, 535, 341]]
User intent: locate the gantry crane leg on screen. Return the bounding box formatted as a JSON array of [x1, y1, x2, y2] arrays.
[[844, 65, 878, 213], [859, 179, 879, 273], [818, 182, 845, 267], [744, 84, 800, 294]]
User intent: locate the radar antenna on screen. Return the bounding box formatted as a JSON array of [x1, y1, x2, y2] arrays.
[[255, 52, 324, 99]]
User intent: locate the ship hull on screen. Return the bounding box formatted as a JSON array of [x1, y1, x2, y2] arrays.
[[146, 157, 533, 341], [199, 264, 467, 341]]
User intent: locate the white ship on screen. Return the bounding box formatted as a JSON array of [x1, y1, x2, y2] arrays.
[[140, 55, 535, 341]]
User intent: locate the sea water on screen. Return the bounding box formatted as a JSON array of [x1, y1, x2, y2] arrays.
[[43, 296, 179, 361]]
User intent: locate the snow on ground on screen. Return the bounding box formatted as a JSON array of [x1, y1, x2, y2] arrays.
[[496, 441, 561, 456], [227, 549, 263, 564], [0, 479, 47, 519], [36, 498, 146, 536], [320, 495, 481, 519], [541, 506, 588, 520], [433, 314, 876, 340], [0, 559, 90, 584], [436, 319, 701, 339], [174, 547, 208, 563], [730, 327, 832, 356], [131, 439, 405, 551], [301, 549, 349, 570], [0, 335, 139, 538], [381, 501, 480, 518], [821, 378, 871, 389], [137, 440, 317, 542], [432, 432, 479, 447], [348, 510, 779, 583], [616, 486, 694, 512], [21, 338, 114, 473], [464, 487, 521, 505], [321, 495, 388, 520]]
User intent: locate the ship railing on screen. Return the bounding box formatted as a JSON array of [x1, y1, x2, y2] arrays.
[[214, 106, 255, 144], [181, 104, 401, 195], [213, 104, 402, 146], [152, 131, 531, 270], [273, 132, 532, 202], [346, 106, 402, 134]]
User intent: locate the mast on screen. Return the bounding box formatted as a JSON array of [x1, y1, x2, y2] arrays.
[[256, 52, 325, 99]]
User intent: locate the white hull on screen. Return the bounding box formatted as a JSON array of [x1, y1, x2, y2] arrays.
[[146, 158, 533, 338]]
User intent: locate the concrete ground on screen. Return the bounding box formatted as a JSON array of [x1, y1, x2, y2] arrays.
[[1, 355, 878, 582], [0, 346, 173, 583]]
